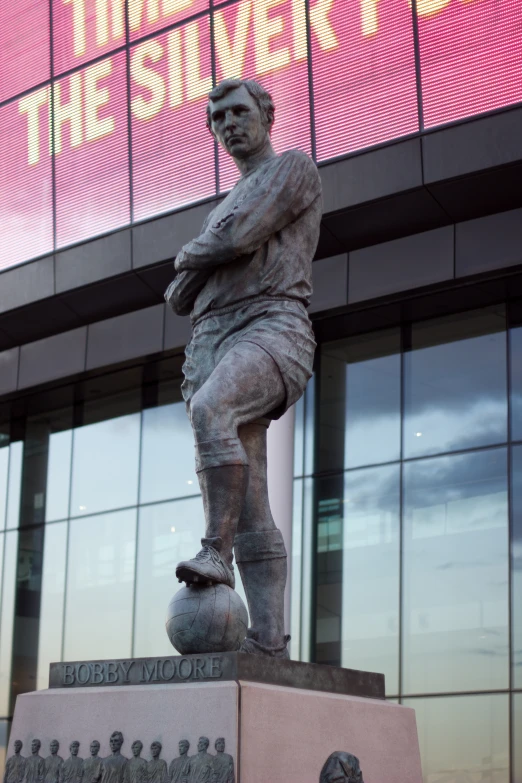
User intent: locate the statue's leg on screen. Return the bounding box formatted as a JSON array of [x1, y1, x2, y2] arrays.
[[235, 421, 289, 657], [176, 342, 285, 590]]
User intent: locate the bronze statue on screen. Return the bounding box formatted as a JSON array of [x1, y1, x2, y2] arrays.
[[43, 741, 63, 783], [319, 752, 364, 783], [166, 77, 322, 658], [186, 738, 213, 783], [4, 741, 26, 783], [125, 742, 147, 783], [100, 733, 127, 783], [22, 740, 44, 783], [59, 743, 82, 783], [210, 739, 234, 783], [168, 741, 190, 783], [83, 741, 103, 783], [147, 743, 167, 783]]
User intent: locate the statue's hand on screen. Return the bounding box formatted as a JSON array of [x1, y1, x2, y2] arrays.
[[164, 269, 210, 316]]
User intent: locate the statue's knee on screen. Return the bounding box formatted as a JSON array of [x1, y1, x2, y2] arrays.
[[190, 391, 214, 436]]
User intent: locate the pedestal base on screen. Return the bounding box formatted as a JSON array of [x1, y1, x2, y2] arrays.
[[9, 655, 422, 782]]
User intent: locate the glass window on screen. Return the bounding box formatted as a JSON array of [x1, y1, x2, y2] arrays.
[[139, 402, 198, 505], [36, 522, 67, 691], [0, 531, 17, 716], [511, 445, 522, 689], [0, 720, 9, 777], [404, 308, 507, 458], [318, 330, 401, 473], [514, 694, 522, 783], [510, 320, 522, 441], [402, 449, 509, 695], [45, 430, 73, 523], [64, 509, 136, 661], [5, 443, 23, 531], [0, 448, 8, 532], [342, 464, 400, 695], [70, 413, 141, 517], [290, 478, 304, 660], [404, 694, 509, 783]]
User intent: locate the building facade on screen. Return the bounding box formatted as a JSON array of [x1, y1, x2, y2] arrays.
[[0, 0, 521, 780]]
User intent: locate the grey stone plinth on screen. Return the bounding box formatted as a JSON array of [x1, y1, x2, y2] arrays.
[[9, 678, 421, 783], [48, 653, 385, 700]]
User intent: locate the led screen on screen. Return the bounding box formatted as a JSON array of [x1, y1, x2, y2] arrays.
[[0, 0, 50, 104], [54, 52, 130, 248], [1, 0, 522, 273], [0, 94, 53, 270], [131, 18, 215, 222], [418, 0, 522, 128]]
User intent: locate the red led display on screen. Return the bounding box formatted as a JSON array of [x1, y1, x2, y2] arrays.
[[0, 95, 53, 270], [0, 0, 50, 104], [214, 0, 312, 192], [312, 0, 419, 161], [54, 52, 130, 248], [130, 16, 215, 222], [128, 0, 209, 43], [53, 0, 126, 75], [418, 0, 522, 128]]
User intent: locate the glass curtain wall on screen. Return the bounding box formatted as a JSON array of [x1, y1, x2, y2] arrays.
[[291, 303, 522, 783]]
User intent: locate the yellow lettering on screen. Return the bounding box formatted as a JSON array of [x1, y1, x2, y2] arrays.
[[63, 0, 87, 56], [310, 0, 338, 51], [361, 0, 380, 36], [95, 0, 125, 46], [131, 40, 166, 119], [53, 73, 83, 154], [162, 0, 192, 18], [253, 0, 290, 75], [85, 59, 114, 141], [214, 1, 251, 79], [18, 88, 49, 166], [292, 0, 307, 61], [415, 0, 451, 15], [184, 21, 212, 101], [167, 29, 183, 108], [128, 0, 160, 32]]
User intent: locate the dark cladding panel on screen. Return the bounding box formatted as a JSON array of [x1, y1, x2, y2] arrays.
[[18, 327, 87, 389], [86, 304, 164, 370], [0, 348, 19, 396], [309, 255, 348, 314], [456, 208, 522, 278], [55, 229, 132, 292]]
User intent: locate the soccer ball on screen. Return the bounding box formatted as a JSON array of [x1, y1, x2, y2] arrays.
[[166, 583, 248, 654]]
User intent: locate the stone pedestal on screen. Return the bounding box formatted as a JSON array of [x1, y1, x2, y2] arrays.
[[9, 654, 422, 783]]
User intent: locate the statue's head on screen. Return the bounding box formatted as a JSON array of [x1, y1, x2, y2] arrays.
[[50, 740, 59, 755], [150, 742, 161, 759], [206, 79, 274, 160], [13, 741, 23, 754], [197, 737, 209, 753], [31, 740, 41, 755], [319, 752, 364, 783], [215, 738, 225, 754], [110, 733, 123, 753], [131, 741, 142, 757], [178, 740, 189, 756], [90, 742, 100, 757], [70, 742, 80, 757]]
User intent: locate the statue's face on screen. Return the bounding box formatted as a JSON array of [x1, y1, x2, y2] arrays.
[[179, 741, 189, 756], [150, 744, 160, 759], [70, 743, 79, 757], [209, 85, 268, 160], [215, 740, 225, 754], [197, 738, 208, 753], [110, 736, 123, 753], [90, 743, 100, 757], [32, 740, 41, 755], [14, 741, 22, 754], [50, 741, 59, 755]]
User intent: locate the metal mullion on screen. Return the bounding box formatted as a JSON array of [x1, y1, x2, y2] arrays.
[[125, 0, 135, 225], [304, 0, 317, 161], [209, 0, 220, 195], [49, 0, 57, 252], [398, 322, 408, 701], [507, 319, 514, 782], [410, 0, 424, 132]]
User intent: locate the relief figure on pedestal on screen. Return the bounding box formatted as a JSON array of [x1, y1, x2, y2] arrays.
[[22, 740, 44, 783], [100, 732, 127, 783], [83, 742, 103, 783], [125, 742, 146, 783], [168, 741, 190, 783], [187, 738, 213, 783], [4, 740, 25, 783], [210, 739, 233, 783], [147, 743, 167, 783], [43, 741, 63, 783], [60, 742, 83, 783], [319, 752, 364, 783]]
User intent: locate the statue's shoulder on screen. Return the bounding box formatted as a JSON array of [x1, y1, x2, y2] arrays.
[[279, 148, 318, 171]]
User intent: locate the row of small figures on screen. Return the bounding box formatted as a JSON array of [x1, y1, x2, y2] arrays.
[[5, 733, 234, 783]]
